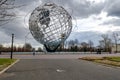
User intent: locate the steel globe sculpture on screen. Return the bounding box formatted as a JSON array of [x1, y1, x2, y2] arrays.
[[29, 3, 72, 52]]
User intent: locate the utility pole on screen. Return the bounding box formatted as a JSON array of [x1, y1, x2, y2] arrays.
[[11, 34, 14, 59]]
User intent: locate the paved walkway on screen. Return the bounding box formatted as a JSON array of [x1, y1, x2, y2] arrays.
[[0, 59, 120, 80], [0, 53, 120, 80]]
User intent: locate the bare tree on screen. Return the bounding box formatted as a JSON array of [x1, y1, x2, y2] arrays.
[[81, 42, 89, 52], [0, 0, 16, 26], [100, 34, 112, 52], [68, 40, 75, 48], [99, 40, 105, 48], [0, 44, 3, 54], [23, 43, 32, 51], [88, 40, 94, 53], [88, 40, 94, 48], [74, 39, 79, 45], [37, 47, 42, 52], [112, 32, 120, 53]]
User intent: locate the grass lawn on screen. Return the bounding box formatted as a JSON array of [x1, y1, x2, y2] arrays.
[[0, 58, 16, 71], [80, 56, 120, 67], [104, 57, 120, 62]]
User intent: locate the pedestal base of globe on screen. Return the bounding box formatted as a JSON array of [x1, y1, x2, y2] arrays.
[[29, 3, 72, 52], [44, 44, 60, 52]]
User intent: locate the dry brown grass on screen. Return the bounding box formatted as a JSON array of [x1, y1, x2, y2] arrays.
[[80, 56, 120, 67], [80, 56, 103, 61]]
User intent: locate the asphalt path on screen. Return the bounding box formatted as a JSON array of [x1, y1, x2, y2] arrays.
[[0, 59, 120, 80]]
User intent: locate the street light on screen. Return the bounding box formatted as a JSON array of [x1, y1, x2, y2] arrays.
[[11, 34, 14, 59]]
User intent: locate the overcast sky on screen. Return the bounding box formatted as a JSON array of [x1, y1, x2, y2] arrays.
[[0, 0, 120, 49]]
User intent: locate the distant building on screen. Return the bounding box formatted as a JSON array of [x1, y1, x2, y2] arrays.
[[112, 44, 120, 53]]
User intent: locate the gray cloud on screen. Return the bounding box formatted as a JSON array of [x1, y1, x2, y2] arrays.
[[15, 0, 105, 18], [0, 19, 40, 47], [40, 0, 105, 18], [1, 19, 28, 39], [102, 18, 120, 26], [104, 0, 120, 17]]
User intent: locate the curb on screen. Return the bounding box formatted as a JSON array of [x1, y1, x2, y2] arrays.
[[0, 59, 20, 75]]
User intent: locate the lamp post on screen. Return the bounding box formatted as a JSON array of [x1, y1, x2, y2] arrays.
[[11, 34, 14, 59]]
